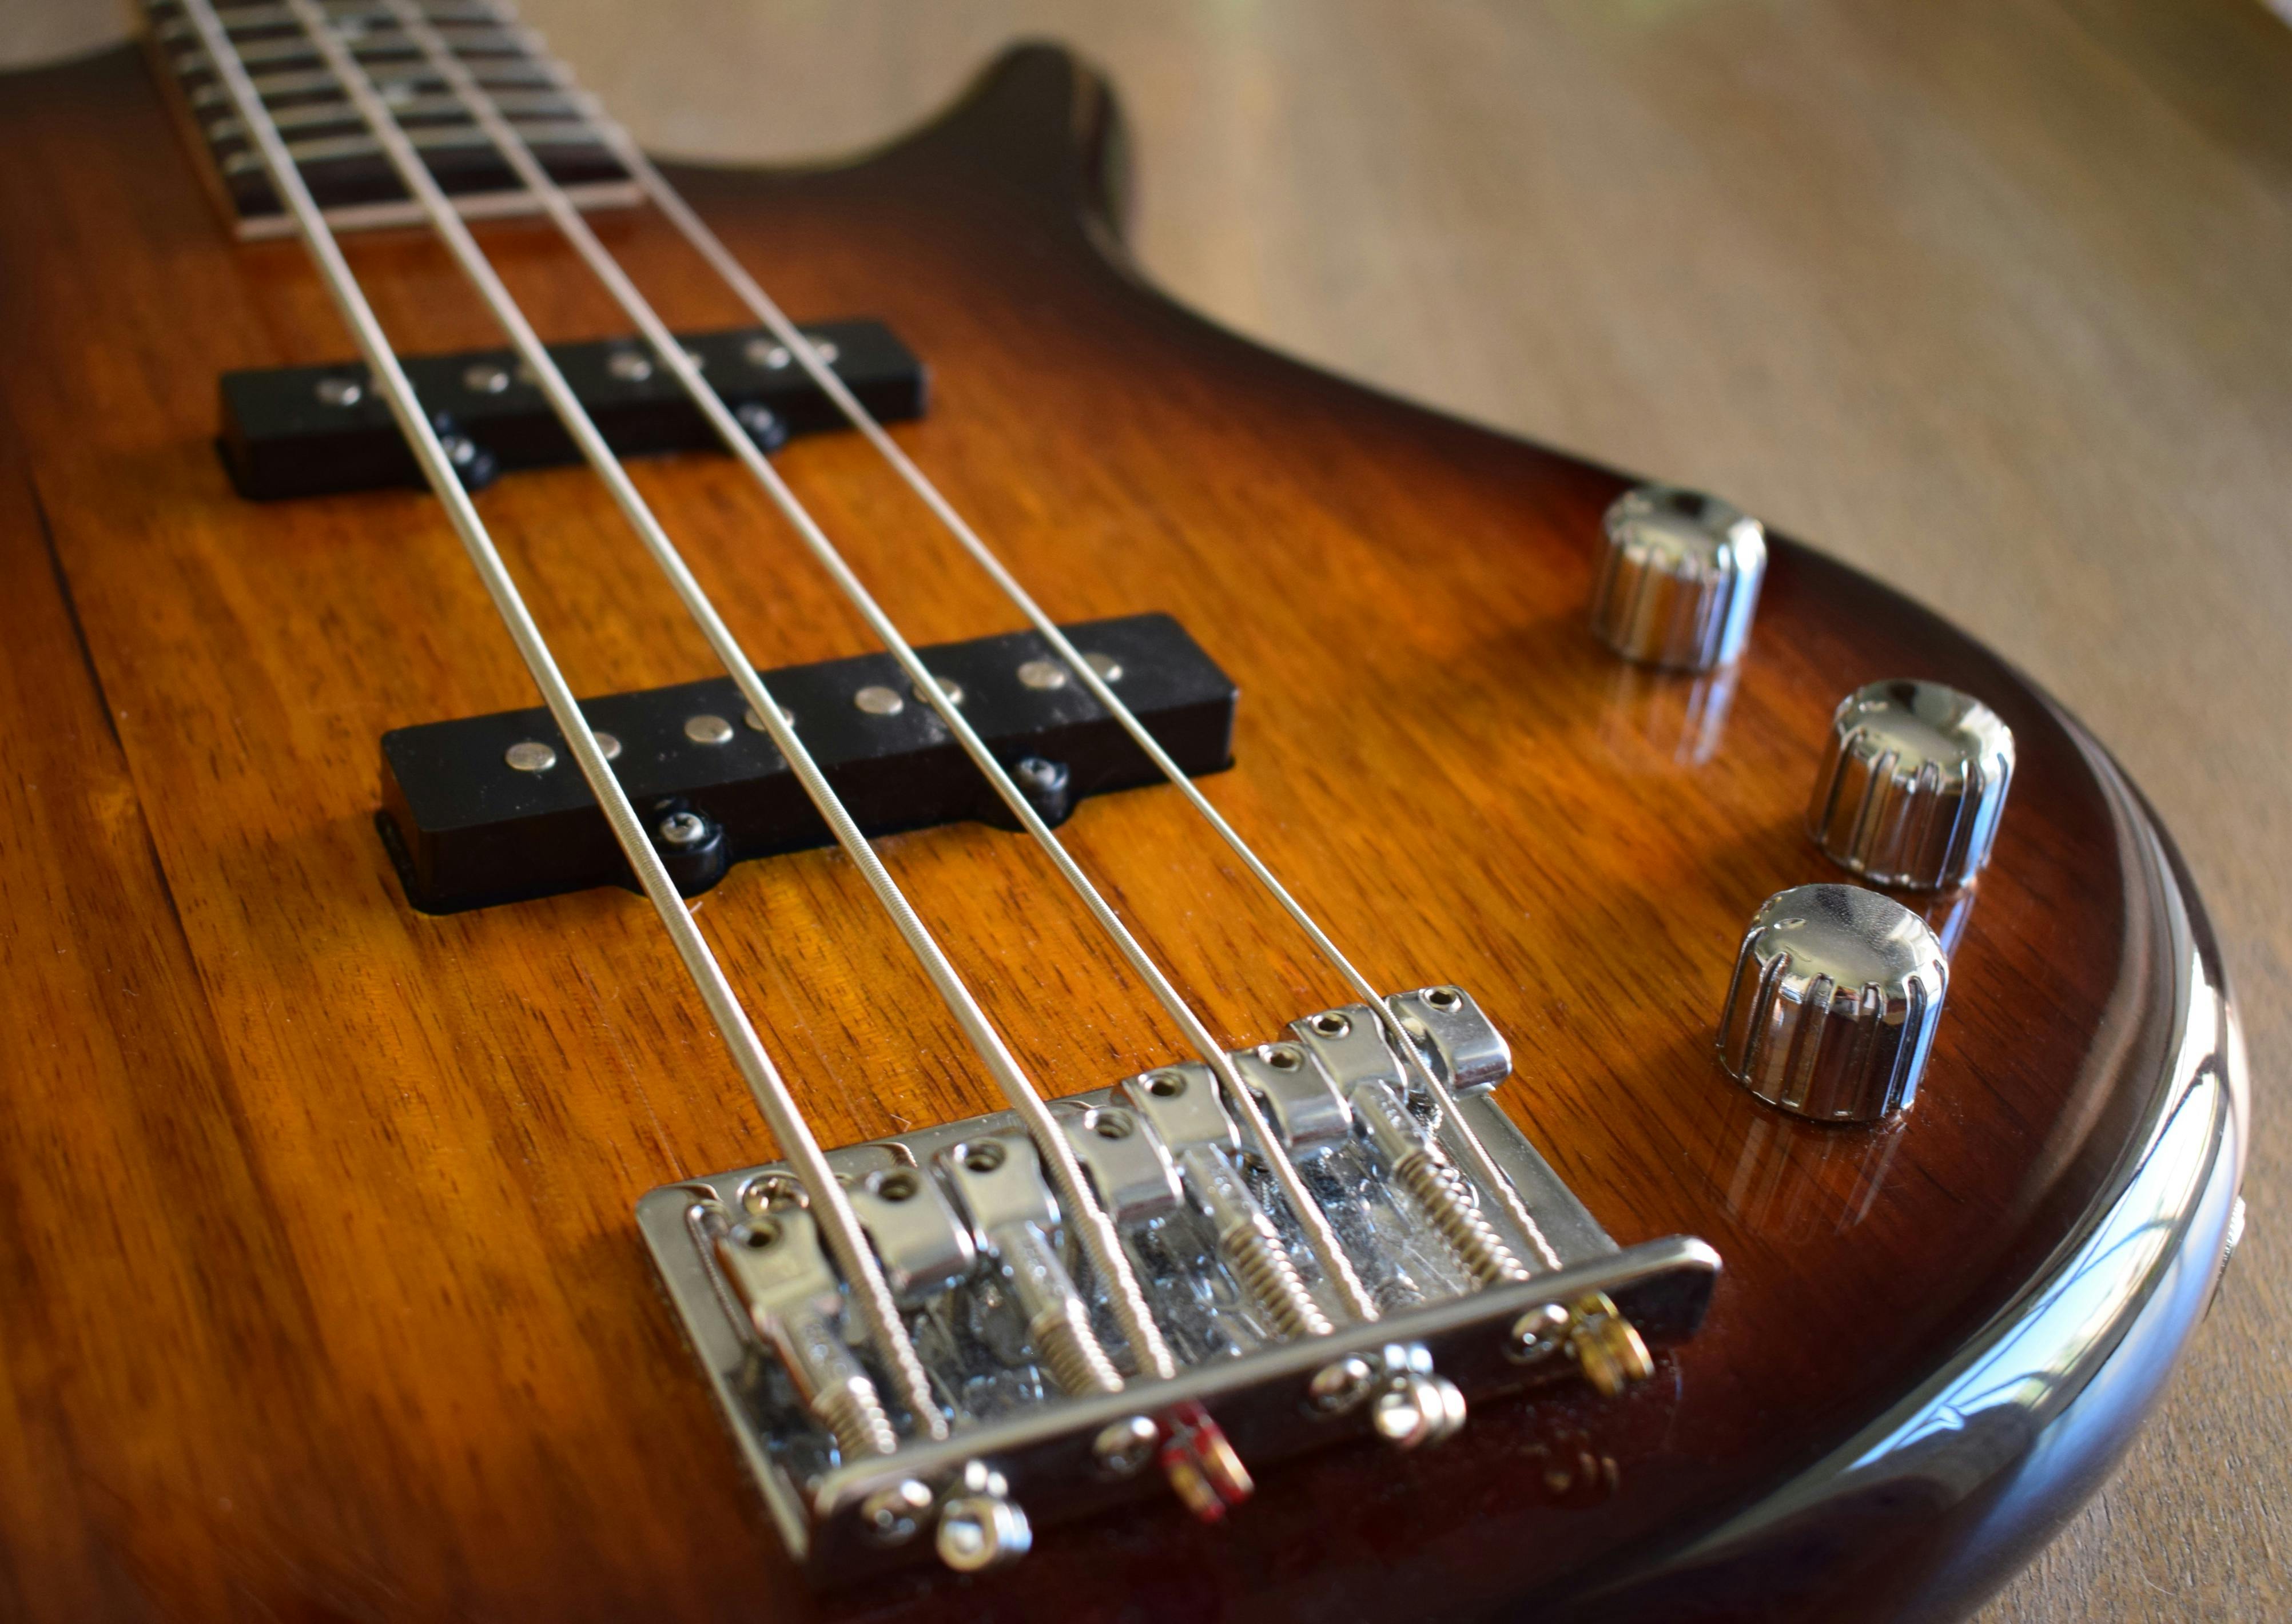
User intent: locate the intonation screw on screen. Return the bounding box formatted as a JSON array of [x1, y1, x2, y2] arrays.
[[1092, 1415, 1159, 1479], [859, 1479, 933, 1546], [1507, 1302, 1571, 1364], [1307, 1355, 1375, 1414]]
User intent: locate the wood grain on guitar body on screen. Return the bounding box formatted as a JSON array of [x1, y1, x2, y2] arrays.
[[0, 3, 2248, 1622]]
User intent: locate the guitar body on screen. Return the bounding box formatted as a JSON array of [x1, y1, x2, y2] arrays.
[[0, 41, 2245, 1624]]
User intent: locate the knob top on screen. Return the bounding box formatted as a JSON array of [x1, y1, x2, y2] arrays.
[[1809, 680, 2015, 890], [1590, 484, 1767, 671], [1718, 883, 1948, 1123]]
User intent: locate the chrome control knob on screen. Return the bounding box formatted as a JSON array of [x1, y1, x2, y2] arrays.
[[1590, 484, 1767, 671], [1718, 883, 1948, 1123], [1809, 680, 2015, 890]]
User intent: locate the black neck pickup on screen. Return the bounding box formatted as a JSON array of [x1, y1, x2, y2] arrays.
[[378, 615, 1237, 915], [218, 320, 926, 501]]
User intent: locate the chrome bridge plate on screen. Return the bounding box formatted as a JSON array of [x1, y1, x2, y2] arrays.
[[636, 1001, 1718, 1582]]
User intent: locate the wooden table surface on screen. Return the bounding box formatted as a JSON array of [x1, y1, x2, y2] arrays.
[[11, 1, 2288, 1618]]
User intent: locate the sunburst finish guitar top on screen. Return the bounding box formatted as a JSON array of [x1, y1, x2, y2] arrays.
[[0, 11, 2245, 1623]]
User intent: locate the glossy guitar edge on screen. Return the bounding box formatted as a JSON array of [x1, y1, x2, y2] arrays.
[[0, 39, 2245, 1624]]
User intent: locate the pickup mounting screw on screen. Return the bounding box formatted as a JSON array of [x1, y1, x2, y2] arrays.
[[1013, 757, 1068, 795], [657, 810, 710, 849], [1084, 651, 1122, 683], [1092, 1415, 1159, 1479], [592, 732, 621, 762], [854, 684, 905, 717], [743, 704, 796, 732], [504, 740, 555, 773], [1017, 658, 1068, 691], [912, 674, 964, 706], [683, 714, 734, 746]]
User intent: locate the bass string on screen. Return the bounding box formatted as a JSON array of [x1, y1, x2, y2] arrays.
[[174, 0, 948, 1436], [379, 0, 1380, 1327], [489, 5, 1567, 1272], [265, 0, 1184, 1382]]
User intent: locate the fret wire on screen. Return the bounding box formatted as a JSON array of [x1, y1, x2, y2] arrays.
[[273, 0, 1185, 1383], [216, 121, 606, 178], [389, 1, 1385, 1326], [173, 0, 949, 1439], [499, 13, 1566, 1270], [204, 89, 587, 138]]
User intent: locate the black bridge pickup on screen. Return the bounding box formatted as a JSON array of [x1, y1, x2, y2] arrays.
[[379, 614, 1236, 914], [219, 320, 925, 501]]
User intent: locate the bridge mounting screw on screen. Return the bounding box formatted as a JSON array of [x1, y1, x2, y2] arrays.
[[683, 713, 734, 746], [657, 810, 710, 849], [860, 1479, 933, 1546], [1092, 1415, 1160, 1479], [503, 740, 556, 773]]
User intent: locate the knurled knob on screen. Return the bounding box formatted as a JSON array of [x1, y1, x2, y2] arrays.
[[1718, 883, 1948, 1122], [1589, 484, 1767, 671], [1809, 680, 2015, 890]]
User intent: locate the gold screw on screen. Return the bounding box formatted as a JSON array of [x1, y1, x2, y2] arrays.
[[1566, 1292, 1654, 1397]]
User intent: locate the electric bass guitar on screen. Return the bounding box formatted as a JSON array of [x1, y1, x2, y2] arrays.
[[0, 4, 2247, 1621]]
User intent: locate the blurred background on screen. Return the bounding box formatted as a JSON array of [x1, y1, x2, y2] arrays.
[[9, 3, 2288, 1619]]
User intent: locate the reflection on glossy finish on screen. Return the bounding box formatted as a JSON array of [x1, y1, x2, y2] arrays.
[[1597, 658, 1741, 766], [1709, 1109, 1910, 1239]]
